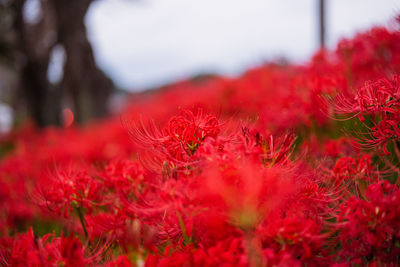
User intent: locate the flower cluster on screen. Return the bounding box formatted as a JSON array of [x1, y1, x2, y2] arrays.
[[1, 17, 400, 266], [332, 75, 400, 154]]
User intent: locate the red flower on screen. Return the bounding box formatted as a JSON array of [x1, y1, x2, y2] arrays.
[[128, 109, 222, 175]]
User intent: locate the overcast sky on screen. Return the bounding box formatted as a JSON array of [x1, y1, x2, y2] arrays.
[[85, 0, 400, 91]]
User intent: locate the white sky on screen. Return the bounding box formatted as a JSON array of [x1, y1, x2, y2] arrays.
[[85, 0, 400, 91]]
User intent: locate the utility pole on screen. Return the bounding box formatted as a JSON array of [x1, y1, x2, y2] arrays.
[[318, 0, 326, 49]]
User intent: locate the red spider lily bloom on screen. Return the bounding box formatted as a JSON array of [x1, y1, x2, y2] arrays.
[[336, 181, 400, 264], [127, 109, 222, 175], [332, 75, 400, 118], [34, 169, 108, 218], [329, 75, 400, 154], [0, 228, 107, 266]]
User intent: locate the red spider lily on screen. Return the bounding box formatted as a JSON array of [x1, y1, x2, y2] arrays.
[[126, 109, 223, 176], [331, 75, 400, 118], [98, 158, 146, 200], [315, 154, 380, 201], [34, 169, 108, 218], [2, 16, 400, 266], [145, 238, 248, 267], [129, 109, 221, 160], [258, 216, 330, 266], [350, 118, 400, 155], [328, 75, 400, 154], [336, 181, 400, 264], [370, 119, 400, 153], [0, 227, 108, 266], [198, 160, 299, 231], [104, 255, 133, 267], [332, 155, 375, 182], [239, 127, 296, 166], [323, 137, 360, 158], [356, 77, 400, 114]]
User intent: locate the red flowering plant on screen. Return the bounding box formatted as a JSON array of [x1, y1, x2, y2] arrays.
[[0, 227, 111, 266], [126, 108, 223, 177], [2, 15, 400, 267], [335, 181, 400, 265], [330, 75, 400, 155], [325, 154, 380, 198]]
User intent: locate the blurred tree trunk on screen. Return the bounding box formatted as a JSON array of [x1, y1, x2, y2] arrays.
[[2, 0, 114, 127], [11, 0, 62, 127], [52, 0, 114, 124], [318, 0, 326, 48]]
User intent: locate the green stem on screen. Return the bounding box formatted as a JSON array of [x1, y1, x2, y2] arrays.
[[176, 212, 191, 245], [75, 206, 88, 240]]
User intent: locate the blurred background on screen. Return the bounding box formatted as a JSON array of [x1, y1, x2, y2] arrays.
[[0, 0, 399, 131]]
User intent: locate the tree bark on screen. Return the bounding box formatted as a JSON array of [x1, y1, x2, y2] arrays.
[[11, 0, 61, 127], [52, 0, 114, 124]]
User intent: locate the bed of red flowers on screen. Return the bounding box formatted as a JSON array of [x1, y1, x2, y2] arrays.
[[1, 19, 400, 267]]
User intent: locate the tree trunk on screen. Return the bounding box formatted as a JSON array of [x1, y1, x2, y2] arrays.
[[52, 0, 114, 124], [11, 0, 61, 127]]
